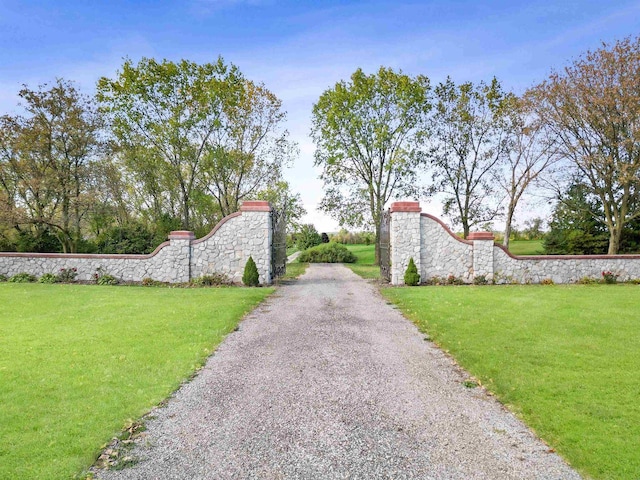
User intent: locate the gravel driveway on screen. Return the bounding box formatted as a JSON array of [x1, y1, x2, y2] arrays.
[[96, 263, 580, 480]]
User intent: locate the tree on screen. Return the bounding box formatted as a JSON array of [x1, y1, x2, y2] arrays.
[[97, 57, 244, 230], [529, 37, 640, 254], [296, 224, 322, 251], [256, 180, 306, 233], [496, 95, 560, 248], [0, 79, 103, 252], [203, 80, 295, 217], [429, 77, 512, 238], [311, 67, 432, 264]]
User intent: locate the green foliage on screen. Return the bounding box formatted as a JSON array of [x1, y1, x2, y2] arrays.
[[448, 274, 465, 285], [601, 271, 619, 284], [141, 277, 165, 287], [15, 228, 62, 253], [93, 267, 119, 285], [331, 228, 375, 245], [577, 276, 598, 285], [0, 283, 272, 479], [342, 244, 379, 279], [56, 267, 77, 283], [295, 224, 322, 251], [9, 272, 37, 283], [191, 273, 231, 287], [242, 256, 260, 286], [297, 242, 357, 263], [38, 273, 58, 284], [473, 275, 488, 285], [383, 284, 640, 479], [0, 274, 7, 282], [404, 257, 420, 286], [95, 223, 157, 254]]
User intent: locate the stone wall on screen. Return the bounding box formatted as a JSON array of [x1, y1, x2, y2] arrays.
[[389, 201, 640, 285], [0, 201, 274, 285]]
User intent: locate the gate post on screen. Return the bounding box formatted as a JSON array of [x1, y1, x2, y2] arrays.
[[239, 201, 272, 285], [469, 232, 495, 282], [390, 201, 422, 285]]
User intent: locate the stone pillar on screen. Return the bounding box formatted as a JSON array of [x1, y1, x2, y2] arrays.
[[389, 201, 422, 285], [469, 232, 495, 282], [168, 230, 195, 283], [239, 201, 272, 285]]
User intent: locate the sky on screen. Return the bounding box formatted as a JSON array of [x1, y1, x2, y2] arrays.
[[1, 0, 639, 232]]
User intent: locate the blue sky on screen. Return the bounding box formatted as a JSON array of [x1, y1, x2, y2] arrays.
[[1, 0, 639, 231]]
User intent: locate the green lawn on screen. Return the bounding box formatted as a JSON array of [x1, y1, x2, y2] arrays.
[[382, 284, 640, 480], [508, 239, 545, 255], [0, 284, 273, 479], [279, 262, 308, 280], [343, 244, 380, 279]]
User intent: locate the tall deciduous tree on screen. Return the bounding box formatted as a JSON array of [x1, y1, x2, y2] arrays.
[[0, 79, 102, 252], [311, 67, 432, 264], [496, 95, 560, 248], [529, 36, 640, 254], [429, 77, 512, 238], [97, 57, 244, 230], [204, 79, 295, 217]]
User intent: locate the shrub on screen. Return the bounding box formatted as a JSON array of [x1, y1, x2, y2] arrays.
[[297, 243, 357, 263], [0, 274, 7, 282], [577, 276, 598, 285], [602, 271, 618, 284], [540, 278, 555, 285], [141, 277, 165, 287], [473, 275, 489, 285], [39, 273, 58, 284], [57, 267, 78, 283], [321, 232, 330, 243], [242, 256, 260, 286], [192, 273, 231, 287], [295, 224, 322, 251], [404, 258, 420, 286], [9, 272, 37, 283], [448, 274, 465, 285], [93, 267, 119, 286]]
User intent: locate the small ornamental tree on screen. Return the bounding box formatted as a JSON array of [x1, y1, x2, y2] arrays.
[[321, 232, 330, 243], [404, 257, 420, 286], [242, 256, 260, 286]]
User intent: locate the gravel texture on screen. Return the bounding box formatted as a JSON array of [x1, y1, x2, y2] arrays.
[[95, 263, 581, 480]]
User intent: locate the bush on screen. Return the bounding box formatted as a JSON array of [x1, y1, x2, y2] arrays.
[[0, 274, 7, 282], [321, 232, 330, 243], [448, 274, 465, 285], [242, 256, 260, 286], [602, 271, 619, 284], [57, 267, 77, 283], [39, 273, 58, 284], [297, 242, 357, 263], [473, 275, 489, 285], [141, 277, 165, 287], [296, 224, 322, 251], [540, 278, 555, 285], [93, 267, 119, 285], [404, 258, 420, 286], [192, 273, 231, 287], [9, 272, 37, 283], [577, 276, 598, 285]]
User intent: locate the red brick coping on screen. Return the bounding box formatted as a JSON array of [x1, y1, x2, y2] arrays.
[[468, 232, 495, 240], [240, 200, 272, 212], [390, 201, 421, 213]]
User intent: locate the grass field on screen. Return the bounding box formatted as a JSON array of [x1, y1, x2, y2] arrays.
[[508, 239, 545, 255], [0, 284, 272, 479], [343, 244, 380, 279], [279, 262, 308, 280], [382, 284, 640, 480]]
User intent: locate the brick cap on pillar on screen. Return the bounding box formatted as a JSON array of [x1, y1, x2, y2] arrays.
[[468, 232, 495, 240], [168, 230, 195, 240], [389, 201, 421, 213], [240, 200, 272, 212]]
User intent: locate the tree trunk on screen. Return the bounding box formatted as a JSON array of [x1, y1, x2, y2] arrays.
[[503, 204, 515, 249], [462, 220, 470, 239], [607, 226, 621, 255]]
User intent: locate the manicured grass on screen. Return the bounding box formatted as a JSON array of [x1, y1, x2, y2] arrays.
[[343, 244, 380, 279], [508, 239, 545, 255], [382, 284, 640, 480], [0, 284, 273, 479]]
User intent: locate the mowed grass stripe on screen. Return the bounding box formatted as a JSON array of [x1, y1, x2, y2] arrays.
[[0, 284, 272, 479], [382, 284, 640, 480]]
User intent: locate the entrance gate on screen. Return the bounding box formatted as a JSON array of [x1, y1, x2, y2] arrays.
[[271, 208, 287, 280], [379, 209, 391, 282]]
